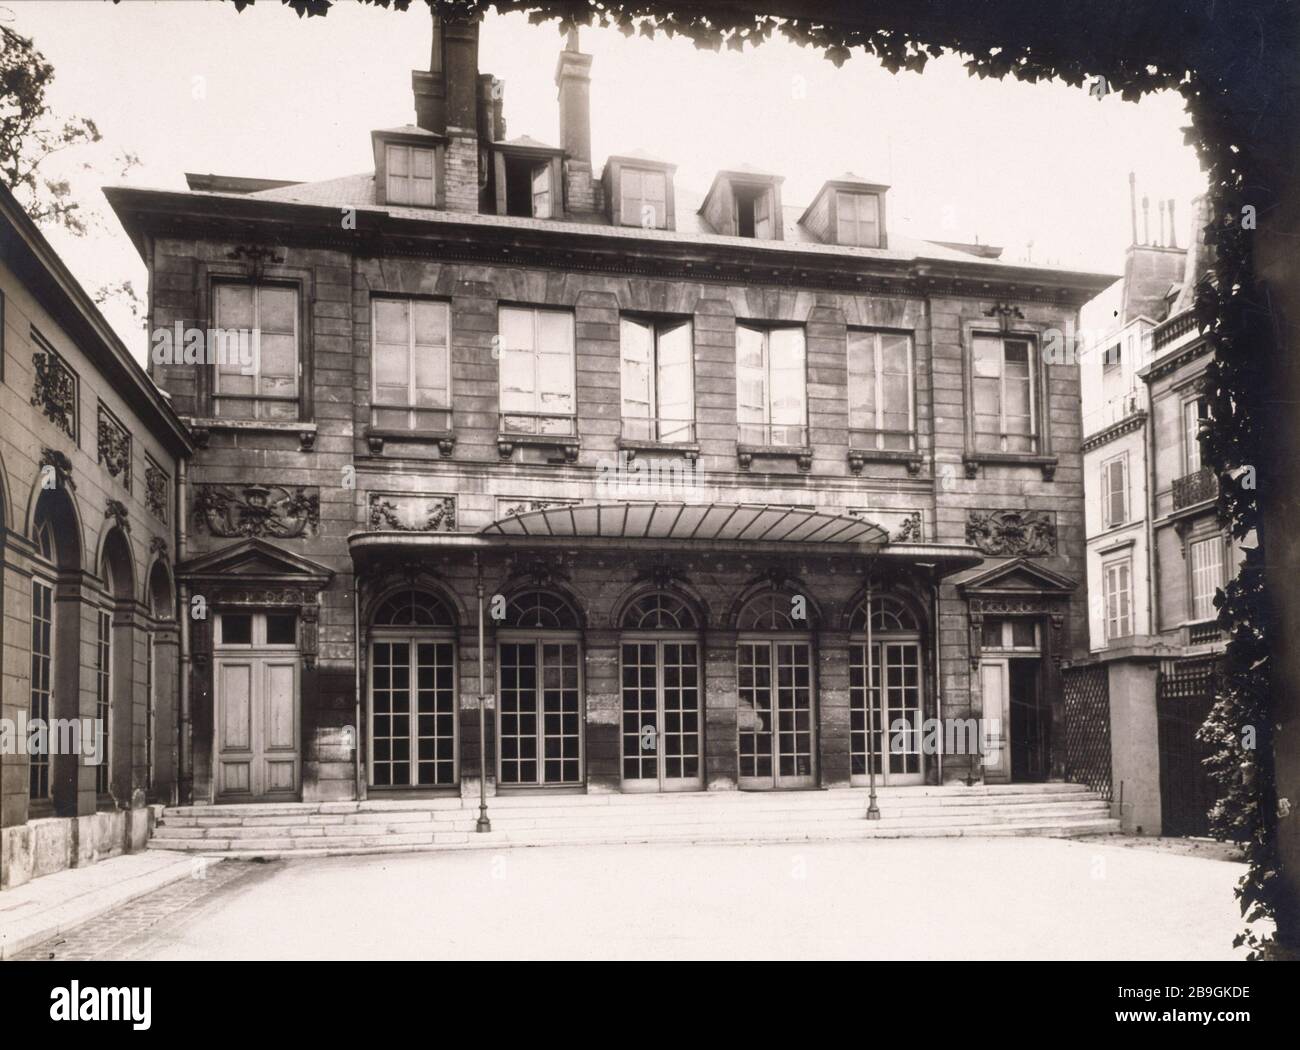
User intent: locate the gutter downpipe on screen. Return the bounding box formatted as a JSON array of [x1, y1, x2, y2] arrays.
[[176, 455, 191, 806], [865, 571, 881, 820], [932, 578, 943, 786]]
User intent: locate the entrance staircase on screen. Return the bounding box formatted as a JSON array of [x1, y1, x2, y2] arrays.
[[148, 783, 1119, 859]]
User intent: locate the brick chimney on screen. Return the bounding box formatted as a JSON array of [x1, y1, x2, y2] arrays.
[[441, 17, 482, 213], [555, 29, 598, 212], [409, 13, 482, 212]]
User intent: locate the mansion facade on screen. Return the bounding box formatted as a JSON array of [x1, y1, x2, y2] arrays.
[[85, 19, 1115, 811]]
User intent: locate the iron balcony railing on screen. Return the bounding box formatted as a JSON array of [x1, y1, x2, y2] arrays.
[[620, 417, 697, 444], [736, 422, 809, 448], [1172, 466, 1218, 510], [498, 411, 577, 437]]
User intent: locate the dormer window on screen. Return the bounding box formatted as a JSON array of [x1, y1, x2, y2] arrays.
[[386, 144, 436, 206], [699, 169, 784, 241], [603, 154, 677, 230], [491, 138, 565, 220], [800, 177, 890, 248], [835, 191, 880, 247], [372, 127, 444, 209]]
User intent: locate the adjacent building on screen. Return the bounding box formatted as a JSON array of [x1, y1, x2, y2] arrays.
[[100, 17, 1112, 813], [0, 183, 192, 888], [1076, 192, 1238, 835]]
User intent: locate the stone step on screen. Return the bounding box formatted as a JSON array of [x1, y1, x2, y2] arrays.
[[153, 798, 1109, 839], [147, 816, 1122, 858], [158, 788, 1106, 828]]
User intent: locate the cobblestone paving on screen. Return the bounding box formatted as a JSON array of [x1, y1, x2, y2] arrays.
[[11, 858, 282, 961]]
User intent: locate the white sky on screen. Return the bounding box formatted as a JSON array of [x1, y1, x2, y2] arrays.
[[6, 0, 1206, 358]]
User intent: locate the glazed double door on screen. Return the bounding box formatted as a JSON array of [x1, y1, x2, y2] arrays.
[[737, 639, 816, 788], [621, 639, 702, 791]]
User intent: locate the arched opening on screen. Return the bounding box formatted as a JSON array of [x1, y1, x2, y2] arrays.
[[99, 527, 136, 799], [735, 586, 816, 788], [849, 594, 927, 787], [496, 588, 582, 786], [29, 488, 81, 808], [368, 588, 458, 789], [619, 590, 702, 792]]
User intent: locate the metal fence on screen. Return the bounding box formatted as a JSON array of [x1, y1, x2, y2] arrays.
[[1062, 663, 1112, 800]]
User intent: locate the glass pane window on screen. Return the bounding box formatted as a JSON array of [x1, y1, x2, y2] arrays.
[[213, 283, 300, 420], [531, 163, 552, 219], [498, 307, 576, 435], [735, 324, 807, 446], [1103, 455, 1128, 527], [371, 298, 451, 430], [1103, 559, 1133, 640], [972, 333, 1038, 453], [95, 610, 111, 795], [386, 144, 436, 206], [620, 318, 694, 442], [836, 191, 880, 247], [29, 580, 53, 800], [1189, 536, 1224, 621], [848, 330, 915, 450], [620, 168, 667, 228]]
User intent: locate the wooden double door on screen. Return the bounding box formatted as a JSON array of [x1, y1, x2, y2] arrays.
[[214, 610, 300, 801]]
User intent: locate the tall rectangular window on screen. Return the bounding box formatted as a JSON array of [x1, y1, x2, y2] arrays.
[[1184, 395, 1208, 474], [371, 298, 451, 431], [1103, 558, 1132, 640], [1102, 453, 1129, 527], [386, 144, 435, 206], [620, 318, 694, 443], [620, 168, 667, 228], [848, 329, 914, 450], [836, 192, 880, 247], [972, 333, 1038, 453], [29, 579, 53, 800], [95, 610, 111, 796], [1189, 536, 1224, 621], [736, 324, 807, 446], [498, 306, 576, 436], [1101, 342, 1125, 404], [212, 282, 299, 420]]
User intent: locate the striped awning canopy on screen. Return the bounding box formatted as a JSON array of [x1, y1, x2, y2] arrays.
[[480, 502, 889, 547]]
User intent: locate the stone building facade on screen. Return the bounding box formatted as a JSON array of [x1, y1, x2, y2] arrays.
[[105, 19, 1111, 809], [0, 184, 191, 889]]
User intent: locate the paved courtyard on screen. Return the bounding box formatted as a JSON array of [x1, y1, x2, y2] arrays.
[[16, 837, 1251, 961]]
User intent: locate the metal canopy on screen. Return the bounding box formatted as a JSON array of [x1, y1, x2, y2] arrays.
[[480, 502, 889, 547]]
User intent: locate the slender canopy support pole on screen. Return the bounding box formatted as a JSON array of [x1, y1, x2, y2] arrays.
[[475, 553, 491, 833]]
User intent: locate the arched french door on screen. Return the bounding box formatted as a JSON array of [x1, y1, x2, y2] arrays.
[[620, 591, 702, 792], [736, 589, 816, 789], [368, 589, 458, 789], [496, 590, 583, 787], [849, 595, 925, 786]]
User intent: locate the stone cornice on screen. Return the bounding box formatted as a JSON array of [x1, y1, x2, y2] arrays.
[[105, 186, 1115, 308], [1082, 409, 1148, 452]]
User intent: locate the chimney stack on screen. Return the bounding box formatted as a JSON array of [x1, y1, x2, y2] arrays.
[[1167, 198, 1177, 248], [441, 17, 482, 213], [555, 28, 597, 212], [1142, 195, 1150, 245], [1158, 198, 1167, 247]]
